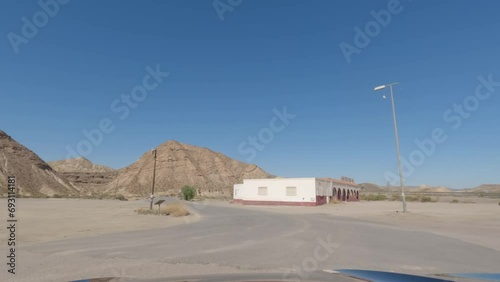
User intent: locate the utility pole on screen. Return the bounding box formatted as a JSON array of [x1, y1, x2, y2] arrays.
[[150, 149, 157, 210], [374, 82, 407, 212]]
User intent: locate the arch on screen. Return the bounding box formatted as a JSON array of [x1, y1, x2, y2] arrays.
[[342, 189, 346, 201]]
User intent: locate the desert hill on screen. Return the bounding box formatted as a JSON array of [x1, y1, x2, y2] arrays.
[[467, 184, 500, 193], [49, 157, 114, 173], [0, 130, 79, 197], [106, 140, 273, 197], [48, 157, 116, 195], [412, 185, 452, 193], [358, 183, 385, 192]]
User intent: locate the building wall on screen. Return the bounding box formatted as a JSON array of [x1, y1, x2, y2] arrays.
[[237, 178, 317, 205], [233, 184, 243, 200]]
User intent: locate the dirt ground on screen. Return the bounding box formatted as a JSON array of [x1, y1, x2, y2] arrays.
[[1, 197, 498, 253], [224, 198, 500, 251], [0, 198, 200, 245]]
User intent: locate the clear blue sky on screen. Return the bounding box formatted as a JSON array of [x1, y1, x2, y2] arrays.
[[1, 0, 499, 189]]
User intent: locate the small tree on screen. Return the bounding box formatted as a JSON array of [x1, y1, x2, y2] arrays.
[[181, 185, 196, 201]]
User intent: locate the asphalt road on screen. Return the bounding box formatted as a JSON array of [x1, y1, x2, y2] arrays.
[[11, 200, 500, 281]]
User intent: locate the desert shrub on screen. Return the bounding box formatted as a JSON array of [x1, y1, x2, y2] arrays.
[[114, 194, 128, 201], [52, 194, 63, 198], [420, 196, 432, 202], [390, 194, 401, 201], [98, 193, 112, 200], [135, 203, 190, 217], [163, 203, 190, 217], [361, 194, 387, 201], [451, 199, 459, 203], [405, 195, 419, 202], [181, 185, 196, 201]]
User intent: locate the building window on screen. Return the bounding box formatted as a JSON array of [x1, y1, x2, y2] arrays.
[[258, 187, 267, 196], [286, 186, 297, 196]]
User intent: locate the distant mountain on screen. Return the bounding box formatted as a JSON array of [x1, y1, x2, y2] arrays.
[[49, 157, 114, 173], [411, 185, 452, 193], [358, 183, 452, 193], [105, 140, 273, 197], [49, 157, 116, 195], [358, 183, 384, 192], [467, 184, 500, 193], [0, 130, 79, 197]]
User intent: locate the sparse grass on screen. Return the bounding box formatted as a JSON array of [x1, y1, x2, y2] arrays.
[[135, 203, 190, 217], [360, 194, 387, 201]]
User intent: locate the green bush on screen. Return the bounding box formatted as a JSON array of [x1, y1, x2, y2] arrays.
[[181, 185, 196, 201]]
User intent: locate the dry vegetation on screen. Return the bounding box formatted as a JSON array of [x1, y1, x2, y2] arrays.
[[360, 193, 439, 202], [136, 202, 190, 217], [329, 198, 342, 204]]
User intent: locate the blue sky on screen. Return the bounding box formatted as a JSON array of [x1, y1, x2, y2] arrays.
[[1, 0, 499, 189]]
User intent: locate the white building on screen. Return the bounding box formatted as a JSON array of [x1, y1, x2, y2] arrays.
[[233, 177, 359, 206]]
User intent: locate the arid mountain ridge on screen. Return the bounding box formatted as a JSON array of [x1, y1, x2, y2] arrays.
[[0, 130, 79, 197], [0, 130, 272, 197]]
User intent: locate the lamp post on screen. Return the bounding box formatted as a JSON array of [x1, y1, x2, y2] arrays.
[[374, 82, 407, 213], [150, 148, 157, 210]]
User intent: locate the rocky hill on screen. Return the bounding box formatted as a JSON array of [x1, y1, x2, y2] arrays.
[[0, 130, 79, 197], [105, 140, 273, 197], [358, 183, 385, 192], [49, 157, 114, 173], [48, 157, 116, 195]]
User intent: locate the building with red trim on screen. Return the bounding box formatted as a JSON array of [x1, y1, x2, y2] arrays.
[[233, 177, 359, 206]]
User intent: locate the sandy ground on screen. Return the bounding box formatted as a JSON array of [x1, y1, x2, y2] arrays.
[[222, 199, 500, 251], [0, 198, 200, 245], [2, 198, 497, 252]]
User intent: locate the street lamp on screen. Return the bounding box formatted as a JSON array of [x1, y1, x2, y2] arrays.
[[374, 82, 407, 213], [150, 148, 157, 210]]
